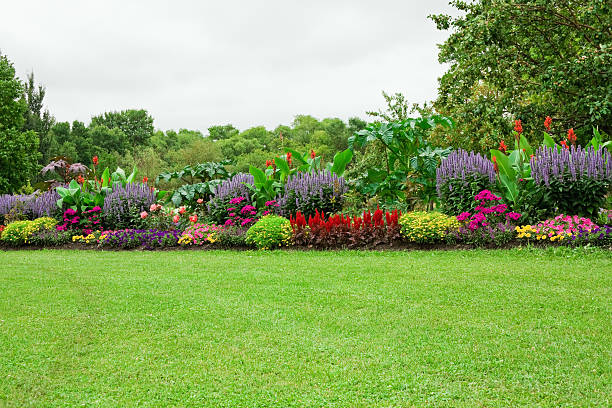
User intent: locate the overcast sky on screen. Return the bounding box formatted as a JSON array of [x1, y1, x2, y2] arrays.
[[1, 0, 455, 133]]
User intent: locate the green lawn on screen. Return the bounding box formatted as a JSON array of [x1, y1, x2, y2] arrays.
[[0, 249, 610, 407]]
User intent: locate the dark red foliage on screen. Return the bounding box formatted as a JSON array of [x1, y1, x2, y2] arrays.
[[289, 208, 401, 248]]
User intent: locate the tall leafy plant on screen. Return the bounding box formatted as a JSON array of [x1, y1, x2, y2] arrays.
[[348, 115, 454, 207]]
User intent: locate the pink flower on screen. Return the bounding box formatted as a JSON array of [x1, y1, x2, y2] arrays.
[[178, 206, 186, 214], [189, 214, 198, 223], [456, 212, 471, 222], [229, 197, 245, 204], [197, 198, 204, 204], [140, 211, 148, 219], [150, 204, 157, 212], [173, 215, 180, 223], [229, 213, 236, 217], [224, 219, 234, 226]]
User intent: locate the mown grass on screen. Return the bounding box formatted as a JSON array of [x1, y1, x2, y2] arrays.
[[0, 248, 610, 407]]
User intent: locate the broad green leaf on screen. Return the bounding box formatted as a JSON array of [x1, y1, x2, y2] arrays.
[[330, 148, 353, 176], [249, 165, 267, 187], [542, 133, 556, 148], [490, 149, 516, 180]]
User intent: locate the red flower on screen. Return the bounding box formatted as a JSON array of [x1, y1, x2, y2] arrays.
[[189, 214, 198, 223], [499, 140, 507, 153], [92, 156, 98, 166], [514, 119, 523, 135], [142, 176, 148, 183], [567, 128, 576, 145], [492, 156, 499, 173], [286, 152, 292, 166], [544, 116, 552, 131], [310, 149, 316, 159], [265, 160, 272, 167], [77, 175, 85, 184], [560, 140, 569, 149]]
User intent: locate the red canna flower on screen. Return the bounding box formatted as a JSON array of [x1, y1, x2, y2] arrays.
[[560, 140, 569, 149], [514, 119, 523, 135], [310, 149, 316, 159], [492, 156, 499, 173], [265, 159, 272, 167], [92, 156, 98, 166], [286, 151, 292, 166], [77, 175, 85, 184], [544, 116, 552, 131], [142, 176, 148, 183], [567, 128, 576, 145], [499, 140, 507, 153]]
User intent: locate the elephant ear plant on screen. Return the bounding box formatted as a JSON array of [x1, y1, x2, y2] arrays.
[[155, 160, 232, 207], [348, 115, 454, 209]]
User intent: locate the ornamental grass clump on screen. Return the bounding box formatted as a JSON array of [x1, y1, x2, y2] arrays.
[[277, 170, 347, 218], [289, 208, 401, 248], [245, 215, 292, 250], [436, 149, 497, 215], [530, 145, 612, 218], [399, 211, 459, 244]]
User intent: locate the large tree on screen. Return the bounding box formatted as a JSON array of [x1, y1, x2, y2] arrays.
[[430, 0, 612, 151], [23, 72, 55, 165], [90, 109, 154, 148], [0, 54, 40, 193]]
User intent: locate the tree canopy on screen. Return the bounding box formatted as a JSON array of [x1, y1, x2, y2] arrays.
[[430, 0, 612, 151]]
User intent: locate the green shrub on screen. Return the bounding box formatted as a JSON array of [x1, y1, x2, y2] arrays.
[[0, 217, 57, 245], [245, 215, 292, 250], [399, 211, 459, 243]]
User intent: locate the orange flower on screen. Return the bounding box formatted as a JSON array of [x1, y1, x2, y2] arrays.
[[567, 128, 576, 145], [499, 140, 507, 153], [514, 119, 523, 135], [544, 116, 552, 131]]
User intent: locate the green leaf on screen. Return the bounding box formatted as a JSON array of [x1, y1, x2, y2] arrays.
[[542, 133, 556, 148], [101, 167, 111, 187], [249, 165, 267, 187], [519, 135, 533, 157], [274, 157, 290, 176], [126, 166, 138, 184], [490, 149, 516, 180], [330, 148, 353, 177]]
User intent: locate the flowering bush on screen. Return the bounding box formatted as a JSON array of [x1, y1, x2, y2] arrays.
[[56, 207, 102, 234], [530, 145, 612, 218], [0, 189, 61, 222], [178, 223, 223, 246], [290, 209, 401, 248], [277, 171, 347, 217], [516, 214, 599, 243], [208, 173, 254, 223], [448, 190, 520, 246], [568, 224, 612, 246], [245, 215, 292, 250], [399, 212, 459, 243], [0, 217, 58, 245], [140, 204, 196, 230], [98, 229, 181, 249], [436, 149, 497, 215], [102, 183, 156, 229]]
